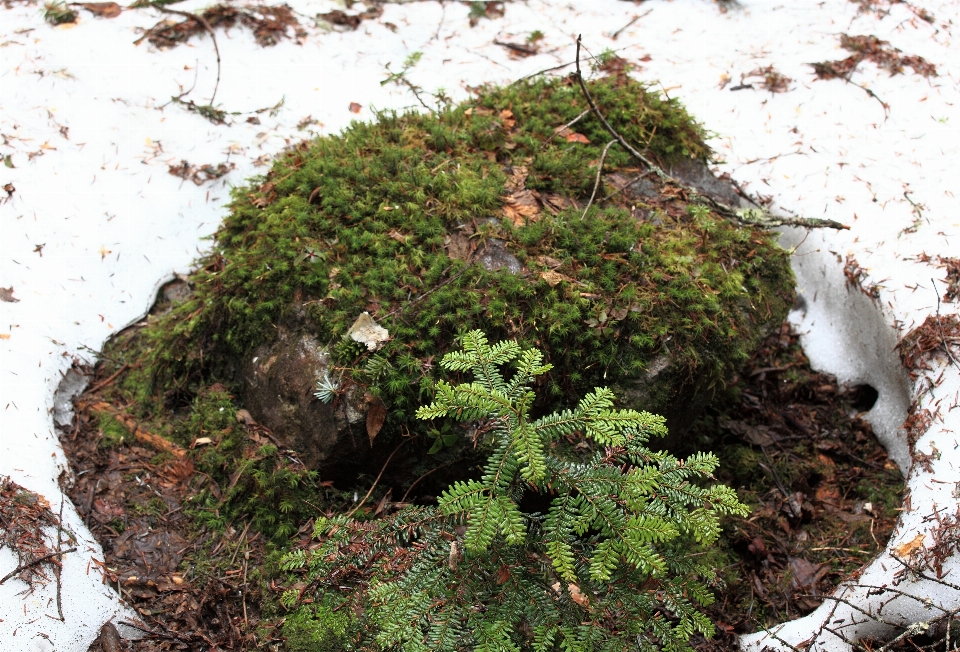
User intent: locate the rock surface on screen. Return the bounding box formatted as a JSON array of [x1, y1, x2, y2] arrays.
[[241, 330, 370, 474]]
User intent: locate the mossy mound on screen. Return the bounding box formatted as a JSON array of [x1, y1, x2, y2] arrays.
[[105, 72, 793, 510]]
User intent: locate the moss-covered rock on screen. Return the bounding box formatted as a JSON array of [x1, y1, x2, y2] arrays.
[[107, 72, 793, 490]]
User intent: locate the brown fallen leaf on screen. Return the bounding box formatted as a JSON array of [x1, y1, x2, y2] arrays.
[[564, 132, 590, 144], [789, 557, 828, 592], [893, 533, 925, 558], [568, 583, 590, 607], [96, 622, 124, 652], [444, 233, 475, 261], [540, 270, 568, 287], [235, 408, 255, 425], [366, 396, 387, 446], [499, 108, 516, 130], [495, 564, 510, 585], [349, 102, 362, 114], [0, 286, 18, 303], [503, 189, 541, 226], [77, 2, 122, 18], [387, 229, 409, 244]]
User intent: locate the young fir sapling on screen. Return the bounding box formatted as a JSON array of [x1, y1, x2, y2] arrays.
[[280, 331, 748, 650]]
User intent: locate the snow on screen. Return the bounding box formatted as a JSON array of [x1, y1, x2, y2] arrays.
[[1, 0, 957, 649]]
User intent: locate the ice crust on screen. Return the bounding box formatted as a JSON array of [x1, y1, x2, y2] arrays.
[[1, 0, 958, 649]]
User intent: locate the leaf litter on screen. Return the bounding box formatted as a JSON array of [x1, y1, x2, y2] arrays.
[[685, 323, 904, 649]]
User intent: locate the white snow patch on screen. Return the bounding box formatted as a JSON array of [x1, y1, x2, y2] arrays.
[[1, 0, 958, 649]]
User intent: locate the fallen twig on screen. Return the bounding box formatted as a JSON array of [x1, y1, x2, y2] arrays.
[[572, 35, 848, 231], [581, 139, 616, 220], [932, 278, 958, 367], [344, 437, 414, 519], [608, 11, 651, 40], [0, 547, 77, 585], [84, 363, 129, 395], [155, 6, 221, 105]]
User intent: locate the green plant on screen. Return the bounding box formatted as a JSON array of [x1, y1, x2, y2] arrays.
[[43, 1, 77, 25], [280, 332, 747, 650], [282, 602, 352, 652]]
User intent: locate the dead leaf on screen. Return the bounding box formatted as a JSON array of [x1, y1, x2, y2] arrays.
[[366, 397, 387, 446], [503, 189, 541, 226], [564, 132, 590, 144], [348, 102, 362, 114], [541, 194, 570, 215], [444, 233, 475, 261], [0, 286, 19, 303], [503, 165, 528, 193], [893, 533, 925, 558], [568, 583, 590, 607], [387, 229, 409, 244], [495, 564, 511, 585], [722, 419, 775, 447], [814, 484, 840, 503], [0, 333, 10, 340], [499, 109, 516, 130], [540, 270, 568, 287], [193, 437, 212, 447], [788, 557, 828, 592], [77, 2, 121, 18], [235, 409, 255, 425]]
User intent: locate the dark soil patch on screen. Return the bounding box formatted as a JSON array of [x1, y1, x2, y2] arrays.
[[687, 323, 904, 650], [62, 407, 271, 650]]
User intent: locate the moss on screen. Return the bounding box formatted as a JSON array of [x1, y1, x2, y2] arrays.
[[97, 412, 129, 448], [94, 71, 793, 543], [142, 73, 789, 421], [281, 603, 352, 652]]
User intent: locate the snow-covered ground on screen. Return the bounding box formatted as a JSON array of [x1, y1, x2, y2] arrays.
[[1, 1, 957, 649]]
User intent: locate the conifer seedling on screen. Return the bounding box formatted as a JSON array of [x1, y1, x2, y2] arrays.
[[282, 331, 748, 650]]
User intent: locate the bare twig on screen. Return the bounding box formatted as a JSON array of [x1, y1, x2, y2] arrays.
[[608, 11, 651, 40], [571, 35, 848, 231], [85, 363, 129, 395], [155, 6, 221, 105], [581, 139, 617, 220], [400, 460, 457, 503], [932, 278, 959, 367], [0, 547, 77, 585], [383, 265, 468, 319], [541, 108, 590, 148]]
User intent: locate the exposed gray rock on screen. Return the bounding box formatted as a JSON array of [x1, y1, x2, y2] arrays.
[[667, 158, 743, 208], [475, 238, 523, 274], [240, 330, 370, 474]]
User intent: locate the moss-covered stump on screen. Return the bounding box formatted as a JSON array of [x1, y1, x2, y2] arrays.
[[102, 72, 793, 503]]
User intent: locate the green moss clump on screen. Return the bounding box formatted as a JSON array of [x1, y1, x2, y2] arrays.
[[136, 73, 789, 439], [281, 603, 352, 652]]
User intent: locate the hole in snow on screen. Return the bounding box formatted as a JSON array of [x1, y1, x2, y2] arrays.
[[846, 384, 879, 413]]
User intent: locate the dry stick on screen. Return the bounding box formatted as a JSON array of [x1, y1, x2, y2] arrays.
[[344, 438, 414, 519], [609, 10, 651, 40], [932, 278, 959, 367], [399, 460, 457, 503], [541, 108, 591, 148], [85, 363, 129, 395], [572, 35, 848, 231], [54, 499, 65, 621], [0, 548, 77, 585], [156, 6, 221, 105], [581, 139, 617, 220]]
